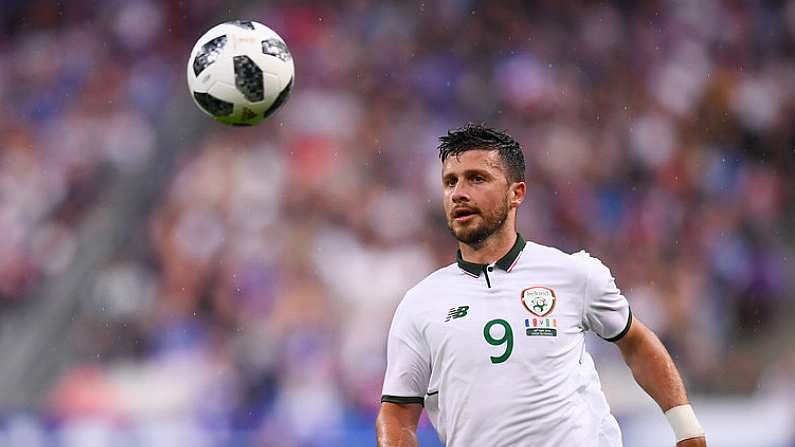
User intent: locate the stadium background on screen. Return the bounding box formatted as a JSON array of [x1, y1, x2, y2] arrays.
[[0, 0, 794, 445]]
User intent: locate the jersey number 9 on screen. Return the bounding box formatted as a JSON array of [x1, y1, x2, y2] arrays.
[[483, 319, 513, 364]]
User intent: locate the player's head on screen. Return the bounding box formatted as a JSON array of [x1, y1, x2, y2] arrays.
[[439, 123, 526, 246]]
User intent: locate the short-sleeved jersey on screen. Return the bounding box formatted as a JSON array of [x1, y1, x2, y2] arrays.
[[381, 234, 631, 447]]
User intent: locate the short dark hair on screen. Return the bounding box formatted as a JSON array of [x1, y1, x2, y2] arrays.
[[438, 123, 526, 183]]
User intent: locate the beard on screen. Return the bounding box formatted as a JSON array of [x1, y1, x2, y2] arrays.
[[447, 197, 510, 247]]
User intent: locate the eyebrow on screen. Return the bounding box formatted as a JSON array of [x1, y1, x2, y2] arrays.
[[443, 168, 493, 179]]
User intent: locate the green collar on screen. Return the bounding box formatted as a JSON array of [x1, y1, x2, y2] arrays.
[[456, 233, 526, 276]]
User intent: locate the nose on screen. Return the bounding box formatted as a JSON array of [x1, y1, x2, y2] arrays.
[[451, 181, 470, 203]]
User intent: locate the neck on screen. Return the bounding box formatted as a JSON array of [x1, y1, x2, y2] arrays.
[[459, 225, 517, 265]]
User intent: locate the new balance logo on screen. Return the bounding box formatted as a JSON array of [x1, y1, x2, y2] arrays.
[[445, 305, 470, 322]]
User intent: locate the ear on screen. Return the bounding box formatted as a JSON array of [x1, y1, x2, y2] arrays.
[[509, 181, 526, 208]]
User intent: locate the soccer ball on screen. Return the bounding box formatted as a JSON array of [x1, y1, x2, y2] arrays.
[[187, 20, 294, 126]]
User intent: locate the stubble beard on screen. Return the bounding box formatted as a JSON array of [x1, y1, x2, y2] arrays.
[[448, 198, 510, 249]]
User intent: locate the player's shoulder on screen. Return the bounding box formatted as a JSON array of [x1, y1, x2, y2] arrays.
[[524, 240, 605, 278], [406, 263, 459, 295], [399, 263, 459, 306]]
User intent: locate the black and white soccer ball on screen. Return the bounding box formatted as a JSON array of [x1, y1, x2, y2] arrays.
[[187, 20, 294, 126]]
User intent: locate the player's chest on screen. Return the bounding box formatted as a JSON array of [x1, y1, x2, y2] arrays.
[[420, 279, 583, 365]]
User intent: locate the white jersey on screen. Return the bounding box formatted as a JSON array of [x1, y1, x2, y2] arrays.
[[381, 234, 631, 447]]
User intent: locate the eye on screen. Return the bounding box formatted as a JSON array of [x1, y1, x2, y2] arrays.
[[472, 175, 485, 183], [444, 177, 457, 187]]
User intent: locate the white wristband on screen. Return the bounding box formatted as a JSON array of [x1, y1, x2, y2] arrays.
[[665, 404, 704, 443]]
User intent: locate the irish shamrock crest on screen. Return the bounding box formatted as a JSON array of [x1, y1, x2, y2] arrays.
[[521, 286, 556, 317]]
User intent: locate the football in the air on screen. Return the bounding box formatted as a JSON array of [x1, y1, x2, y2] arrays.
[[187, 20, 294, 126]]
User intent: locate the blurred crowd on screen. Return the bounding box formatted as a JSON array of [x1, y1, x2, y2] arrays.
[[1, 0, 794, 445]]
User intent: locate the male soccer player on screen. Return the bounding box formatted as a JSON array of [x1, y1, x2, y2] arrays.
[[376, 124, 707, 446]]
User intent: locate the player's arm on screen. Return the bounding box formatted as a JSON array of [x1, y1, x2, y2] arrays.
[[581, 254, 705, 446], [376, 402, 422, 447], [616, 318, 706, 447], [378, 293, 431, 447]]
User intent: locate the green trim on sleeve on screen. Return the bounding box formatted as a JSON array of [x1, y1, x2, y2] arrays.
[[381, 395, 425, 406], [603, 309, 633, 343]]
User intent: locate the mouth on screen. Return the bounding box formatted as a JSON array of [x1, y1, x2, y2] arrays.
[[451, 208, 479, 222]]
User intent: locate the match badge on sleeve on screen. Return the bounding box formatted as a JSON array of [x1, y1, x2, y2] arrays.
[[521, 286, 556, 317]]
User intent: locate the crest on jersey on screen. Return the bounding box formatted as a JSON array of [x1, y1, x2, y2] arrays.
[[521, 286, 556, 317]]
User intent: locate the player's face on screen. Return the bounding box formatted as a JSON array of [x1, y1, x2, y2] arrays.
[[442, 150, 513, 245]]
